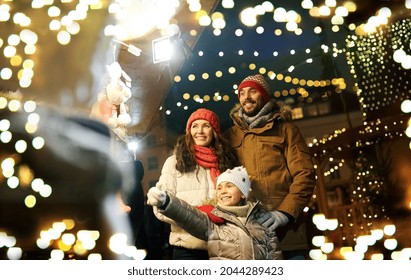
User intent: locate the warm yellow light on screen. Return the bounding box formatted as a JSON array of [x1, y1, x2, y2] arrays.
[[67, 22, 80, 35], [384, 239, 398, 250], [63, 219, 75, 230], [308, 249, 323, 260], [383, 224, 396, 236], [50, 249, 65, 260], [321, 242, 334, 254], [88, 253, 102, 260], [326, 218, 338, 230], [189, 29, 197, 36], [312, 235, 325, 247], [7, 176, 19, 189], [188, 74, 195, 81], [15, 140, 27, 153], [109, 233, 128, 254], [339, 246, 353, 257], [343, 251, 364, 260], [312, 213, 325, 225], [58, 240, 72, 251], [82, 239, 96, 250], [57, 30, 71, 45], [199, 15, 211, 26], [7, 99, 20, 112], [173, 75, 181, 83], [48, 6, 61, 17], [401, 100, 411, 113], [7, 247, 22, 260], [371, 229, 384, 240], [344, 1, 357, 12], [24, 195, 36, 208], [240, 7, 257, 27], [371, 253, 384, 260], [73, 242, 87, 255]]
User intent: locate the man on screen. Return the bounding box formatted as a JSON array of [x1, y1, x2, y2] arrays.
[[224, 74, 316, 259]]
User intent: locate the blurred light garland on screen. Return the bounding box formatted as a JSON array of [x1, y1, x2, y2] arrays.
[[346, 18, 411, 122]]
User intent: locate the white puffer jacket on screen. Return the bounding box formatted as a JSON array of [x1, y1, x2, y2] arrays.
[[153, 155, 216, 250]]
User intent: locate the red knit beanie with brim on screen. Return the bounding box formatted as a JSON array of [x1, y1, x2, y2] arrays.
[[237, 74, 270, 102], [186, 108, 221, 133]]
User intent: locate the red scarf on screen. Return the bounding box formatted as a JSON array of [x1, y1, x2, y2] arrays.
[[194, 145, 220, 188]]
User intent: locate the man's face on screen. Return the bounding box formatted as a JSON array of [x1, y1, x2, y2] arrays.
[[238, 86, 266, 117]]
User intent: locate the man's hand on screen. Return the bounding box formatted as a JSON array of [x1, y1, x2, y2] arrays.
[[147, 187, 167, 207], [257, 210, 289, 231]]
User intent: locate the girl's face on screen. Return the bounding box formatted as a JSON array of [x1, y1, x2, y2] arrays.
[[216, 181, 244, 206], [190, 119, 214, 147]]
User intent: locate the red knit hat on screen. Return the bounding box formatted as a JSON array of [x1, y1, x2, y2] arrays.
[[237, 74, 271, 102], [186, 108, 221, 133]]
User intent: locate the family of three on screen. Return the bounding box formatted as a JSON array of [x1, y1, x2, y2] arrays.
[[147, 74, 316, 260]]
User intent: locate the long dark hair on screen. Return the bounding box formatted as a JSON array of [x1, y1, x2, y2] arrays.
[[174, 129, 239, 174]]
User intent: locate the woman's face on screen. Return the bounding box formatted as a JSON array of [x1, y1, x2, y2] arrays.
[[190, 119, 214, 147], [216, 181, 243, 206]]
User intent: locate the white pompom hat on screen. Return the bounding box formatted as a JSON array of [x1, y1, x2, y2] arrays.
[[216, 166, 251, 198]]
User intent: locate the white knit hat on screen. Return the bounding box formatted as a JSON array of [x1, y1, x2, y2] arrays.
[[216, 166, 251, 198]]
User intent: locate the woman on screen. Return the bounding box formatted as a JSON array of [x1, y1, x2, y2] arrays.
[[154, 108, 238, 260]]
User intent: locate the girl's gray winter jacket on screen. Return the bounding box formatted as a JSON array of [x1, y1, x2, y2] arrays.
[[157, 193, 283, 260]]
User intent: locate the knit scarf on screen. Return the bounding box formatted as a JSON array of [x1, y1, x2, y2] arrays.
[[194, 145, 220, 188], [217, 203, 251, 218], [239, 101, 275, 128]]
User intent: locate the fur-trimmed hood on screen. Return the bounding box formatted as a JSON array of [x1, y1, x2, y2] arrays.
[[229, 99, 293, 122]]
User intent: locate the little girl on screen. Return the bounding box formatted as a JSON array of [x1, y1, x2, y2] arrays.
[[147, 166, 283, 260]]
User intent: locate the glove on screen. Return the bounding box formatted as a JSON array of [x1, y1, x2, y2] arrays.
[[196, 205, 225, 224], [147, 187, 167, 207], [257, 210, 289, 231]]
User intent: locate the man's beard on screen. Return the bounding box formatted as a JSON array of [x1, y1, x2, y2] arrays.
[[243, 108, 258, 117], [242, 101, 259, 117]]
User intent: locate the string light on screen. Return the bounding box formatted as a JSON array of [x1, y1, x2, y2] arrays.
[[0, 1, 108, 88], [346, 19, 411, 121]]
